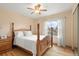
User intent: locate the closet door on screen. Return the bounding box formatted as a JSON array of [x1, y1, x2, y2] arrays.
[[73, 4, 78, 55], [77, 4, 79, 56], [74, 4, 79, 56]]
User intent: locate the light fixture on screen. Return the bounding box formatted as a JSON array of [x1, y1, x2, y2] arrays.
[[27, 4, 47, 14]]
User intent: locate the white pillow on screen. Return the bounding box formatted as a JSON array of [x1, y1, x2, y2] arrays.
[[24, 31, 32, 36], [15, 31, 24, 37]]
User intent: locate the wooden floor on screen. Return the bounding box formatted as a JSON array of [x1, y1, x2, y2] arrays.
[[0, 45, 74, 56]]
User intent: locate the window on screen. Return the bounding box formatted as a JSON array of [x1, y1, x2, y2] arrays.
[[47, 21, 58, 35]]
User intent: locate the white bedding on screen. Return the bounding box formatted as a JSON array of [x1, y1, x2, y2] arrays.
[[14, 35, 46, 56]]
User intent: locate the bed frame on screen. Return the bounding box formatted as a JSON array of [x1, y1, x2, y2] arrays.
[[11, 23, 53, 56]]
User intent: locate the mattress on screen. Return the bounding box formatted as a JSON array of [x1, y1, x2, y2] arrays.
[[14, 35, 46, 56]]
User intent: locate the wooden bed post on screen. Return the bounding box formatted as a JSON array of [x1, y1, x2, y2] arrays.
[[11, 22, 14, 48], [51, 27, 53, 47], [37, 24, 40, 41], [37, 24, 40, 56], [30, 25, 31, 31]]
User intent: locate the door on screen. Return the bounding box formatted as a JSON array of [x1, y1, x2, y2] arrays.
[[77, 4, 79, 56], [73, 4, 79, 55]]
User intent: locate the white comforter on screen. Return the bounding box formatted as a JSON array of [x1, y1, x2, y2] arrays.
[[14, 35, 46, 56]]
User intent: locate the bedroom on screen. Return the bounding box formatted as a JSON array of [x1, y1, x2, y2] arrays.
[[0, 3, 78, 56]]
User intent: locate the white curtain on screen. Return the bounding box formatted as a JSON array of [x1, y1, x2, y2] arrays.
[[57, 19, 65, 47]]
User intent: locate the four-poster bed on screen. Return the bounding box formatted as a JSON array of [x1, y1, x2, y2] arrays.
[[11, 23, 53, 56]]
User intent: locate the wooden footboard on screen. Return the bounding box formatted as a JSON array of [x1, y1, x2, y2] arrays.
[[39, 36, 51, 55], [36, 24, 53, 56]]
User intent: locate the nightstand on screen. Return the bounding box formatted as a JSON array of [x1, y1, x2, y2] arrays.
[[0, 36, 12, 53]]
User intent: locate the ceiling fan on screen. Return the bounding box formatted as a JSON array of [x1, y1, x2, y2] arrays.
[[27, 4, 47, 14]]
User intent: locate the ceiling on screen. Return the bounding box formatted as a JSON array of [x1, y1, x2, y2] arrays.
[[0, 3, 75, 18]]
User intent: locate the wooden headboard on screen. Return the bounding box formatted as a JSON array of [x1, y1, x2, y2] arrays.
[[11, 22, 32, 47], [12, 25, 31, 32], [14, 28, 31, 31]]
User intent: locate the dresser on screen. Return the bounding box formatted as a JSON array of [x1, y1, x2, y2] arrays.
[[0, 36, 12, 53]]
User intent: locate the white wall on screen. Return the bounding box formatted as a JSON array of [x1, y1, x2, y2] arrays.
[[34, 10, 74, 47], [0, 7, 34, 36]]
